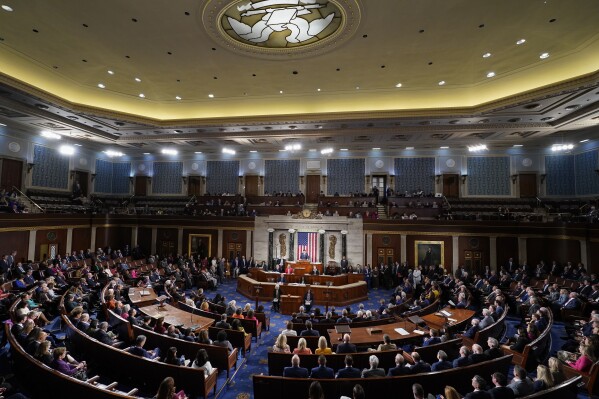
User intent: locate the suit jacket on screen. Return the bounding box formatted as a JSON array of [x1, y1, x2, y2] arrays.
[[464, 390, 492, 399], [484, 347, 504, 359], [95, 329, 114, 345], [463, 325, 479, 339], [489, 386, 515, 399], [422, 336, 441, 346], [300, 329, 320, 337], [562, 298, 582, 310], [508, 378, 534, 397], [469, 353, 490, 364], [215, 321, 232, 330], [310, 365, 334, 379], [336, 342, 357, 353], [387, 365, 410, 376], [362, 368, 385, 378], [509, 336, 530, 353], [283, 366, 309, 378], [337, 366, 362, 378], [453, 356, 472, 368], [431, 360, 453, 371], [478, 316, 495, 330], [409, 361, 431, 374]]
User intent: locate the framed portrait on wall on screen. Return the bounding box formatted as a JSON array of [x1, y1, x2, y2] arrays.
[[415, 240, 444, 267], [188, 234, 212, 258]]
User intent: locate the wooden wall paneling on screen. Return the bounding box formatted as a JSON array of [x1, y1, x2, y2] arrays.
[[71, 228, 91, 253], [244, 176, 259, 197], [371, 234, 402, 267], [496, 236, 519, 270], [35, 229, 68, 261], [458, 236, 490, 275], [526, 238, 581, 267], [95, 227, 132, 253], [306, 175, 321, 203], [156, 228, 178, 257], [137, 227, 153, 256], [222, 230, 247, 261], [134, 177, 147, 196], [406, 235, 453, 273], [1, 158, 24, 191], [0, 230, 29, 263], [519, 173, 537, 198]]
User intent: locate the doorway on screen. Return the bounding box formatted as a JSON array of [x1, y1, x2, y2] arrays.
[[188, 176, 203, 196], [228, 242, 243, 261], [377, 248, 394, 266], [372, 175, 387, 197], [0, 158, 23, 191], [519, 174, 537, 198], [73, 171, 89, 196], [245, 175, 259, 197], [306, 174, 321, 203], [442, 174, 460, 198], [135, 176, 148, 196]]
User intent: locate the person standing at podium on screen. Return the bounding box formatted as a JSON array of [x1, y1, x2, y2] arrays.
[[340, 256, 349, 274], [304, 288, 314, 313], [272, 283, 282, 312], [300, 250, 310, 260]]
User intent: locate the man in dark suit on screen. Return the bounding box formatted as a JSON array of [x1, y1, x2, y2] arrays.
[[489, 372, 515, 399], [336, 334, 357, 354], [95, 322, 117, 345], [272, 283, 282, 312], [562, 292, 582, 310], [484, 337, 504, 359], [283, 354, 309, 378], [361, 355, 385, 378], [469, 344, 490, 364], [336, 355, 362, 378], [215, 313, 232, 330], [126, 335, 160, 359], [310, 265, 320, 275], [431, 350, 453, 371], [409, 352, 431, 374], [309, 355, 334, 379], [422, 328, 442, 346], [506, 258, 518, 274], [452, 345, 472, 368], [300, 250, 310, 260], [336, 309, 352, 324], [464, 375, 492, 399], [462, 318, 480, 339], [388, 353, 410, 376], [340, 256, 349, 274], [300, 321, 319, 337]]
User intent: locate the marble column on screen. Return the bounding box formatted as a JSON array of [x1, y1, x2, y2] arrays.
[[267, 229, 274, 266], [580, 239, 588, 267], [518, 237, 527, 264], [28, 230, 36, 261], [90, 226, 97, 251], [66, 228, 73, 254], [151, 228, 157, 254], [400, 234, 407, 263], [131, 227, 138, 248], [341, 231, 347, 258], [452, 236, 459, 269], [246, 230, 252, 258], [177, 228, 183, 255], [366, 233, 372, 266], [217, 229, 223, 258], [489, 236, 497, 271], [289, 229, 295, 261]]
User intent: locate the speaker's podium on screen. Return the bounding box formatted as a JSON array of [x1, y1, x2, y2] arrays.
[[281, 294, 301, 315]]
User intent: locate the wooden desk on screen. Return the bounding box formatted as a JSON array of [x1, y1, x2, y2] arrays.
[[138, 303, 214, 331], [327, 307, 475, 346], [127, 287, 157, 307], [280, 295, 302, 315], [287, 261, 322, 275], [248, 269, 364, 286]]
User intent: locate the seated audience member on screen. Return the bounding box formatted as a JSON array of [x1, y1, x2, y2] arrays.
[[409, 352, 431, 374], [126, 335, 160, 360], [508, 365, 534, 397], [431, 350, 453, 371], [213, 330, 234, 354], [469, 344, 490, 364], [310, 355, 334, 379], [489, 372, 514, 399], [506, 327, 530, 353], [51, 347, 87, 380], [336, 333, 357, 354], [245, 309, 259, 328], [567, 344, 594, 372], [155, 376, 187, 399], [351, 384, 365, 399], [215, 313, 232, 330], [293, 337, 313, 355], [197, 329, 212, 345], [465, 375, 491, 399], [300, 321, 319, 337], [309, 381, 324, 399], [478, 309, 495, 330], [442, 386, 462, 399], [412, 383, 426, 399], [283, 354, 309, 378], [315, 336, 333, 355], [164, 346, 185, 366], [377, 334, 397, 351], [388, 353, 409, 376], [34, 340, 54, 366], [232, 307, 244, 319], [422, 328, 441, 346], [548, 357, 565, 385], [462, 318, 480, 339], [484, 337, 503, 359], [452, 345, 472, 367], [336, 309, 352, 324], [336, 355, 362, 378], [231, 318, 248, 337], [153, 317, 167, 334], [282, 320, 298, 336], [272, 334, 291, 353], [533, 365, 554, 392], [94, 321, 118, 345], [189, 349, 214, 376], [361, 354, 385, 378]]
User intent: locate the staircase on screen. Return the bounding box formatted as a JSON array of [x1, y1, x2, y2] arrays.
[[376, 204, 388, 219]]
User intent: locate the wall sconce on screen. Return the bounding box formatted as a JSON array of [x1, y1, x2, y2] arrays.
[[146, 176, 152, 184], [322, 176, 327, 184], [182, 176, 187, 184], [435, 174, 441, 184], [540, 174, 547, 184], [27, 163, 35, 173], [70, 171, 76, 179], [201, 176, 206, 184], [129, 176, 134, 183], [91, 173, 97, 181], [461, 174, 468, 183], [511, 175, 518, 184]]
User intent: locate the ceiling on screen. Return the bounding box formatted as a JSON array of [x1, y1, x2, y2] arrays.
[[0, 0, 599, 155]]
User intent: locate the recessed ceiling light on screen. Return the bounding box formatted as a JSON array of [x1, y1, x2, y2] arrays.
[[73, 144, 83, 147], [317, 88, 321, 92], [482, 52, 492, 58], [355, 86, 360, 90], [438, 80, 446, 86], [175, 96, 181, 100], [104, 150, 124, 157], [309, 149, 317, 152], [279, 90, 283, 94], [372, 147, 381, 150], [340, 148, 348, 151], [249, 150, 257, 153], [134, 77, 141, 82], [513, 144, 523, 147], [539, 52, 550, 59], [580, 139, 589, 143], [208, 94, 214, 98], [222, 148, 236, 155], [406, 147, 414, 150], [41, 131, 61, 140], [440, 146, 449, 149], [486, 72, 496, 78], [143, 152, 150, 155], [59, 145, 75, 155], [516, 38, 526, 45], [138, 93, 145, 98], [278, 149, 286, 152], [395, 83, 402, 88], [0, 122, 6, 126], [97, 83, 105, 89], [107, 70, 114, 75], [161, 148, 178, 155], [194, 151, 203, 154], [2, 5, 13, 12]]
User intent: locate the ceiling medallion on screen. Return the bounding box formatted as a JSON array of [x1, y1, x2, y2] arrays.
[[203, 0, 362, 58]]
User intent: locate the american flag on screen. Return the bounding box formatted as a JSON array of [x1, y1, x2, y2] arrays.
[[297, 232, 318, 262]]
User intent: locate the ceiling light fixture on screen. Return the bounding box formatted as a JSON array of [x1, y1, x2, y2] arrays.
[[513, 144, 523, 147], [539, 52, 550, 59], [309, 149, 317, 152], [59, 145, 75, 155], [0, 122, 6, 126], [175, 96, 181, 100], [284, 144, 301, 151], [161, 148, 178, 155], [143, 152, 150, 155], [2, 5, 13, 11], [468, 144, 488, 152], [107, 70, 114, 75], [482, 52, 491, 58], [516, 38, 526, 45], [222, 148, 236, 155], [104, 150, 124, 157], [340, 148, 348, 151], [279, 90, 283, 94], [440, 146, 449, 149], [406, 146, 414, 150], [134, 77, 141, 82], [320, 148, 334, 155], [249, 150, 257, 153], [138, 93, 145, 98], [73, 144, 82, 147], [208, 94, 214, 98], [98, 83, 105, 88], [580, 139, 589, 143], [551, 144, 574, 152], [317, 88, 321, 92], [372, 147, 381, 150], [438, 80, 446, 86], [41, 131, 61, 140], [395, 83, 402, 88], [486, 72, 496, 78], [194, 151, 203, 154]]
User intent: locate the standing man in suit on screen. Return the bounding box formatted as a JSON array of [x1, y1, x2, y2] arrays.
[[283, 354, 309, 378], [309, 355, 334, 378], [272, 283, 282, 312], [336, 355, 362, 378], [336, 334, 357, 354], [340, 256, 349, 274], [304, 288, 314, 313], [300, 250, 310, 260]]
